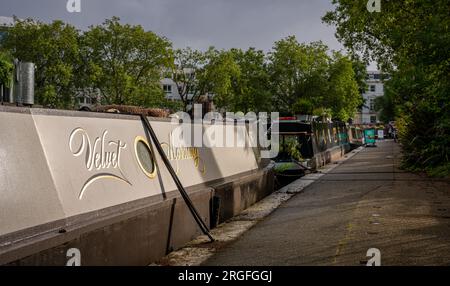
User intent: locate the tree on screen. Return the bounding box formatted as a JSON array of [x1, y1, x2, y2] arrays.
[[172, 47, 272, 114], [171, 47, 207, 111], [267, 36, 362, 119], [325, 52, 363, 121], [0, 51, 12, 89], [229, 48, 271, 113], [350, 55, 368, 99], [199, 48, 241, 112], [323, 0, 450, 176], [2, 18, 80, 108], [267, 36, 330, 114], [292, 98, 315, 115], [374, 91, 396, 123], [81, 17, 173, 107]]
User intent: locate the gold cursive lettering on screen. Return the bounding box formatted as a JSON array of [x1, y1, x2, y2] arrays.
[[69, 128, 131, 199], [161, 132, 205, 174]]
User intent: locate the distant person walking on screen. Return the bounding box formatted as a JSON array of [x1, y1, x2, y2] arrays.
[[388, 123, 397, 142]]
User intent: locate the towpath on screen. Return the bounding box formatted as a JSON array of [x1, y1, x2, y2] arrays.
[[203, 140, 450, 266]]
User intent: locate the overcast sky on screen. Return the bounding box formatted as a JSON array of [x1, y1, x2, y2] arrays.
[[1, 0, 348, 52]]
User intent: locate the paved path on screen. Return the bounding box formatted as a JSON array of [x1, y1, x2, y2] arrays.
[[203, 140, 450, 266]]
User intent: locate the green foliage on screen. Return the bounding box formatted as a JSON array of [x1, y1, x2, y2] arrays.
[[280, 138, 303, 162], [268, 36, 362, 120], [274, 162, 297, 174], [199, 48, 241, 111], [3, 17, 80, 108], [171, 47, 207, 111], [229, 48, 271, 113], [313, 107, 333, 119], [171, 46, 271, 113], [325, 52, 362, 121], [323, 0, 450, 177], [1, 14, 369, 129], [350, 55, 368, 101], [2, 17, 174, 109], [293, 98, 315, 115], [374, 91, 396, 123], [81, 17, 173, 107], [268, 37, 330, 114], [0, 51, 13, 88]]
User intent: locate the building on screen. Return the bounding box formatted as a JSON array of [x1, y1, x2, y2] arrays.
[[354, 70, 388, 125], [161, 77, 181, 101]]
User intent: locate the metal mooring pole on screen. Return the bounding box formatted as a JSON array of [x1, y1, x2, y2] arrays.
[[139, 114, 215, 242]]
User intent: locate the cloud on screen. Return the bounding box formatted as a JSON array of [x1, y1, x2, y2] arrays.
[[1, 0, 344, 52]]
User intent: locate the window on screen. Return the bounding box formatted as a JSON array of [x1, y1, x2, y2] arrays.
[[370, 85, 376, 92], [370, 116, 377, 124], [163, 84, 172, 94], [369, 74, 375, 80]]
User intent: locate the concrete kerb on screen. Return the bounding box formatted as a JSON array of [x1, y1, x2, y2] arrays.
[[152, 146, 365, 266]]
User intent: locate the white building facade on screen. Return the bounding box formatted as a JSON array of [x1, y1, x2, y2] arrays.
[[354, 70, 387, 125], [161, 78, 181, 101]]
